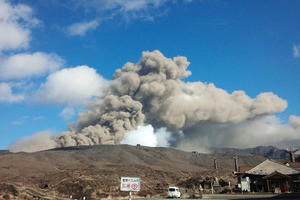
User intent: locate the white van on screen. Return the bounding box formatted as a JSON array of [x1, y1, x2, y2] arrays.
[[168, 186, 181, 198]]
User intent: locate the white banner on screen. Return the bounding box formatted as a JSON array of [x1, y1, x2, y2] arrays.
[[120, 177, 141, 191]]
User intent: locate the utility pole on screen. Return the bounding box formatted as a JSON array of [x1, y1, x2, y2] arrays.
[[213, 157, 218, 170], [233, 155, 239, 172]]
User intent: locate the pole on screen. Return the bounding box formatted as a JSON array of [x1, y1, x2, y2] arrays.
[[129, 191, 132, 200], [233, 155, 239, 172], [213, 157, 217, 170], [267, 179, 270, 193]]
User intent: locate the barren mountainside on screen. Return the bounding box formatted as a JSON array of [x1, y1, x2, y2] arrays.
[[0, 145, 267, 199], [210, 146, 292, 159]]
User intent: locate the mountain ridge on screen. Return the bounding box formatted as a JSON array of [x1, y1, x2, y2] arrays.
[[210, 145, 292, 160]]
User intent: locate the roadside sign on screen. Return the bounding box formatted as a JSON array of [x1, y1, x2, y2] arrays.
[[120, 177, 141, 191]]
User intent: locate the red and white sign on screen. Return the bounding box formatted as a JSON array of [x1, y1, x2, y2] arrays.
[[120, 177, 141, 191]]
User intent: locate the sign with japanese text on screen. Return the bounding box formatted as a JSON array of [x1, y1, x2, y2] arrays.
[[120, 177, 141, 191]]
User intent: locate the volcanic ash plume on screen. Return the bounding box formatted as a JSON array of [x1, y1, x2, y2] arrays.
[[9, 50, 290, 152], [9, 131, 57, 153], [56, 94, 145, 146], [54, 50, 287, 147]]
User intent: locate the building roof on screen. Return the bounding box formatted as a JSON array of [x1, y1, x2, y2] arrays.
[[245, 159, 300, 176], [262, 171, 292, 180], [238, 166, 255, 174], [287, 162, 300, 169]]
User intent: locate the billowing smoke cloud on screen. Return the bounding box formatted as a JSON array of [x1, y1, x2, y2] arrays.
[[10, 50, 298, 152], [56, 94, 145, 146]]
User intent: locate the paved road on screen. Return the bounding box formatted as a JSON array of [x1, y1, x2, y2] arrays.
[[136, 193, 300, 199], [8, 184, 300, 200]]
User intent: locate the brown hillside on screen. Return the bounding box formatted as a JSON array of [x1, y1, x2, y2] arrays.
[[0, 145, 266, 199]]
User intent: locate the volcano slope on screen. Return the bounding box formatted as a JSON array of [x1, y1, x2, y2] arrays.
[[0, 145, 266, 199]]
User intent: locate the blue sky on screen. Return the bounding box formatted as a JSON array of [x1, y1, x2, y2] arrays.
[[0, 0, 299, 150]]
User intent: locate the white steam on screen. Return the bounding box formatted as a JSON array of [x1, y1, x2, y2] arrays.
[[120, 125, 173, 147], [121, 125, 158, 147]]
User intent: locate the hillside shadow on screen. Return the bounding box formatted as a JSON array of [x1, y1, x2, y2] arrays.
[[46, 146, 93, 151]]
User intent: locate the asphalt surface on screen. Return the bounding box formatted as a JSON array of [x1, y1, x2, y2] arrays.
[[136, 193, 300, 200]]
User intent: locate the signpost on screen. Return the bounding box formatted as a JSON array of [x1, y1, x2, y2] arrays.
[[121, 177, 141, 200]]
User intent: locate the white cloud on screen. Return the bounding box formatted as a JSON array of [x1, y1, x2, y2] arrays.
[[178, 115, 300, 151], [0, 0, 39, 52], [67, 20, 99, 36], [34, 65, 109, 105], [34, 116, 45, 121], [0, 82, 25, 103], [59, 107, 76, 121], [11, 116, 29, 126], [104, 0, 169, 19], [78, 0, 168, 13], [110, 0, 164, 12], [67, 0, 167, 36], [293, 44, 300, 58], [65, 0, 171, 34], [289, 115, 300, 129], [230, 116, 300, 148], [65, 0, 198, 35], [0, 52, 64, 80]]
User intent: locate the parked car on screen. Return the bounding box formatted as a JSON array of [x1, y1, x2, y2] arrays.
[[168, 186, 181, 198]]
